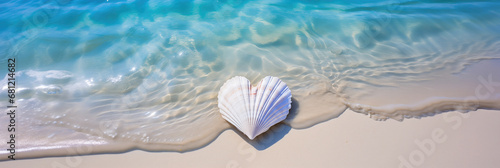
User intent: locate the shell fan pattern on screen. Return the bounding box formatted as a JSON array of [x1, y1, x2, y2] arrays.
[[218, 76, 292, 140]]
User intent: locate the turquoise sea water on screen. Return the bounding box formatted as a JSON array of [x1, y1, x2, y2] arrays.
[[1, 0, 500, 159]]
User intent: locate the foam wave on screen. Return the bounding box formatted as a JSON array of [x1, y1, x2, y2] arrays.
[[346, 95, 500, 121]]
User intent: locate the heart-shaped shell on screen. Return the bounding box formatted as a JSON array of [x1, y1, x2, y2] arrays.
[[218, 76, 292, 139]]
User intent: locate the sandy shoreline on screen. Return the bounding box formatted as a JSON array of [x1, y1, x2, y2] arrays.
[[1, 109, 499, 168]]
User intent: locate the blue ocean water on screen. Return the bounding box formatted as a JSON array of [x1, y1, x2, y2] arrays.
[[1, 0, 500, 159]]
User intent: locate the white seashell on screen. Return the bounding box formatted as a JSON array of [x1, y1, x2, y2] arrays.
[[218, 76, 292, 140]]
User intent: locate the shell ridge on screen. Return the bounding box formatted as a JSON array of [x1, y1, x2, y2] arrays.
[[249, 76, 270, 138], [218, 82, 239, 127], [256, 77, 286, 135], [238, 77, 251, 135], [228, 77, 247, 131], [251, 78, 261, 135], [219, 103, 239, 125], [249, 78, 256, 133], [259, 78, 285, 122], [253, 77, 270, 136], [259, 88, 290, 131], [256, 77, 281, 132], [255, 76, 276, 135], [219, 76, 248, 133], [220, 101, 244, 130], [261, 101, 290, 129]]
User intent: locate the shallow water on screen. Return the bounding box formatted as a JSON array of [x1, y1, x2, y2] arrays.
[[1, 0, 499, 159]]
